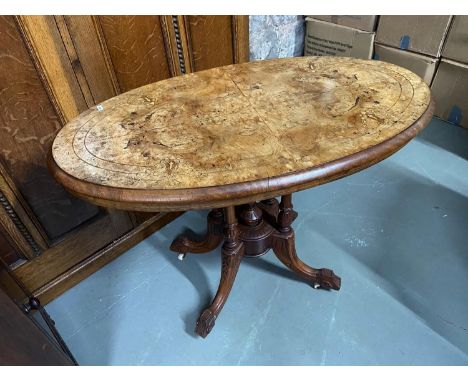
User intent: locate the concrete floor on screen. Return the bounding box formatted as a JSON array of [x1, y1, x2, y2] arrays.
[[46, 118, 468, 365]]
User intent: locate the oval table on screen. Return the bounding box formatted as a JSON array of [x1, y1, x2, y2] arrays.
[[49, 56, 434, 338]]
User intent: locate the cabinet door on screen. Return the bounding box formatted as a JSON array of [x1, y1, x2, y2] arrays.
[[0, 15, 139, 303], [0, 15, 248, 304], [0, 287, 74, 365]]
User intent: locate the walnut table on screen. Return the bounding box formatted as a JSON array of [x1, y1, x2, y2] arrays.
[[49, 57, 434, 338]]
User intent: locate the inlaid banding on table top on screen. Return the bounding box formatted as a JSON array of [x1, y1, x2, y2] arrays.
[[52, 56, 431, 190]]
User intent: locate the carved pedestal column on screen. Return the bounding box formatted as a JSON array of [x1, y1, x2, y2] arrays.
[[170, 194, 341, 338]]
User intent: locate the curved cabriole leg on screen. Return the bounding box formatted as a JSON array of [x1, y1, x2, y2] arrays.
[[195, 206, 244, 338], [271, 194, 341, 290], [271, 231, 341, 290], [170, 209, 223, 254]]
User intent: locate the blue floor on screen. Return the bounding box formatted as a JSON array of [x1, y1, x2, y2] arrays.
[[46, 118, 468, 365]]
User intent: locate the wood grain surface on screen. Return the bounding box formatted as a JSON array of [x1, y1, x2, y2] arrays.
[[61, 16, 120, 105], [0, 287, 73, 365], [98, 16, 171, 93], [186, 16, 234, 71], [15, 16, 89, 123], [0, 16, 100, 239], [50, 57, 434, 211]]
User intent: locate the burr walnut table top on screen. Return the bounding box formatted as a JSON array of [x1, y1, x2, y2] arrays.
[[49, 56, 434, 212]]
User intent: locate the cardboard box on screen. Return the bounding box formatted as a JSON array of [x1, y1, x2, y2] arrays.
[[442, 16, 468, 64], [373, 43, 439, 85], [376, 16, 452, 57], [430, 59, 468, 128], [305, 18, 374, 59], [308, 15, 377, 32]]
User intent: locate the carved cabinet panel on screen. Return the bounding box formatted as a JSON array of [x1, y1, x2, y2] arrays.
[[0, 16, 99, 241], [0, 15, 249, 304], [99, 16, 172, 92]]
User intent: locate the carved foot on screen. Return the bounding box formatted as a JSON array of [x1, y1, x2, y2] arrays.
[[311, 268, 341, 290], [195, 309, 217, 338], [271, 194, 341, 291], [170, 209, 223, 254], [271, 231, 341, 291], [169, 234, 223, 255], [195, 242, 244, 338], [195, 206, 244, 338]]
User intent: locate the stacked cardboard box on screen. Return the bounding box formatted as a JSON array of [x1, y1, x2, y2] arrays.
[[431, 16, 468, 128], [309, 16, 377, 32], [376, 16, 452, 56], [373, 44, 438, 85], [305, 15, 468, 128], [372, 16, 468, 128], [304, 16, 377, 59], [373, 16, 452, 86]]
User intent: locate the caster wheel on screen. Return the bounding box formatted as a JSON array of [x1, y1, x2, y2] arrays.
[[178, 253, 186, 261]]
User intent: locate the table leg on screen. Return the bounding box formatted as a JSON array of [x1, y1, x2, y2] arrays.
[[195, 206, 244, 338], [170, 208, 223, 254], [271, 194, 341, 290], [169, 195, 340, 338]]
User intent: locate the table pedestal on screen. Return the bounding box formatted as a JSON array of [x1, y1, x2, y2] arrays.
[[170, 194, 341, 338]]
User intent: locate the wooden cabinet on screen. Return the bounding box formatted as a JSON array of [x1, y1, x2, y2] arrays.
[[0, 286, 74, 365], [0, 15, 249, 304]]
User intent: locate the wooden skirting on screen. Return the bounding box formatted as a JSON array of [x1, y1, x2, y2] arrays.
[[35, 211, 182, 305], [3, 212, 182, 305]]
